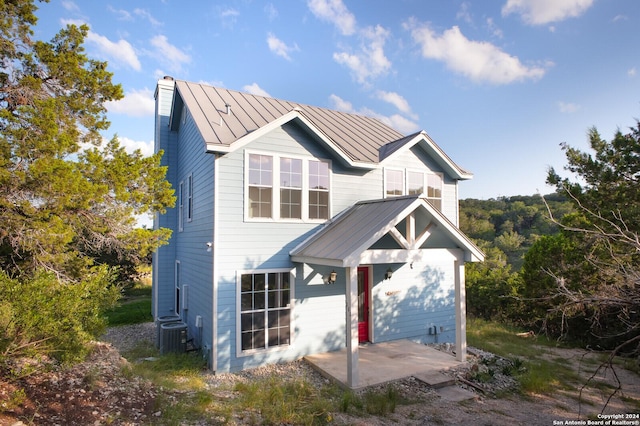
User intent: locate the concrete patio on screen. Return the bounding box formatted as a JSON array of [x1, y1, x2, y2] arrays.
[[304, 339, 465, 390]]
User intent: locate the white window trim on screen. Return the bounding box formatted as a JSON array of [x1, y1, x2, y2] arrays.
[[187, 174, 193, 222], [178, 181, 184, 232], [235, 268, 296, 357], [384, 167, 405, 198], [175, 260, 181, 315], [244, 150, 332, 223]]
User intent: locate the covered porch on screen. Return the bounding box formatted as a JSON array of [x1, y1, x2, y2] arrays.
[[304, 339, 464, 390], [290, 195, 484, 389]]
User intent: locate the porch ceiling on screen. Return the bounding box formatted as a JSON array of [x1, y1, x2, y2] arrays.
[[289, 195, 484, 267]]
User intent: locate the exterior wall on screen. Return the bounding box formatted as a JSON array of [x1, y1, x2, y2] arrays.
[[381, 146, 459, 225], [371, 250, 458, 345], [213, 120, 461, 372], [153, 80, 214, 360], [173, 107, 215, 355], [153, 79, 178, 318]]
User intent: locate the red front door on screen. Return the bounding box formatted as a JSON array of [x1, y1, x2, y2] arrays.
[[357, 267, 370, 343]]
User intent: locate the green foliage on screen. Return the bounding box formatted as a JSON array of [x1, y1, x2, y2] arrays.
[[0, 1, 175, 283], [0, 0, 175, 366], [0, 267, 120, 365]]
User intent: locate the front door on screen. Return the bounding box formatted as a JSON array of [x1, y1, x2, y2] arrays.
[[357, 266, 370, 343]]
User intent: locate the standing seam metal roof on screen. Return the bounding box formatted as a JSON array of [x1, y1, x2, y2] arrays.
[[174, 80, 405, 164]]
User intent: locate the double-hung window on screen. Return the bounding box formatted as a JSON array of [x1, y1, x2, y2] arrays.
[[187, 174, 193, 222], [178, 181, 184, 232], [426, 173, 443, 210], [308, 160, 329, 220], [280, 157, 302, 219], [246, 152, 330, 221], [248, 154, 273, 218], [385, 169, 404, 197], [239, 271, 292, 353]]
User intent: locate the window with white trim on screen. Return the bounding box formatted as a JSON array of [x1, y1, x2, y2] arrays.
[[246, 152, 330, 221], [280, 157, 302, 219], [239, 271, 292, 352], [248, 154, 273, 218], [308, 160, 329, 220], [178, 181, 184, 231], [385, 168, 444, 211], [187, 174, 193, 222], [426, 173, 443, 210], [385, 169, 404, 196]]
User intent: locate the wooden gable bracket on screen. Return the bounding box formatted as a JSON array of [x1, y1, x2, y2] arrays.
[[387, 208, 433, 250]]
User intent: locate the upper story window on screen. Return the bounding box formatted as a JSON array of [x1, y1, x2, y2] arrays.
[[308, 160, 329, 220], [246, 152, 330, 222], [187, 174, 193, 222], [385, 168, 443, 211], [178, 181, 184, 232]]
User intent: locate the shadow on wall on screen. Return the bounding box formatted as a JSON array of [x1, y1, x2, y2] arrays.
[[374, 263, 455, 344]]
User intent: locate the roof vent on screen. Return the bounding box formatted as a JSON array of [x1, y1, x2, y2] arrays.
[[225, 104, 232, 115]]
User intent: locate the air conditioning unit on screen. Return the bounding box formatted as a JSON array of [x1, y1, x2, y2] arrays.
[[155, 314, 181, 348], [160, 322, 187, 355]]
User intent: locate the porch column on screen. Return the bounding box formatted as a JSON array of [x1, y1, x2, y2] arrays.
[[345, 265, 359, 388], [454, 258, 467, 362]]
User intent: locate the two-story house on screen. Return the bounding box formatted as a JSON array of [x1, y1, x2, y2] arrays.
[[152, 77, 483, 387]]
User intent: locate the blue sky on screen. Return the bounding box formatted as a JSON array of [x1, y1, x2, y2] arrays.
[[35, 0, 639, 199]]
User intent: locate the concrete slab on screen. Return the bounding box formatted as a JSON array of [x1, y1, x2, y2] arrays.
[[304, 339, 464, 390], [413, 371, 456, 389]]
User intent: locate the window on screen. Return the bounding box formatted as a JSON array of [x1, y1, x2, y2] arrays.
[[308, 160, 329, 220], [385, 169, 404, 196], [178, 181, 184, 231], [175, 261, 181, 315], [385, 169, 444, 211], [187, 174, 193, 222], [248, 154, 273, 218], [426, 173, 443, 210], [239, 271, 292, 352], [245, 152, 331, 222], [407, 171, 424, 195], [280, 158, 302, 219]]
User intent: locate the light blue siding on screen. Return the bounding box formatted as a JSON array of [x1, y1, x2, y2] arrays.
[[156, 91, 468, 373]]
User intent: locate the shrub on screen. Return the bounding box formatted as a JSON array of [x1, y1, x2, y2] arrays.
[[0, 267, 120, 367]]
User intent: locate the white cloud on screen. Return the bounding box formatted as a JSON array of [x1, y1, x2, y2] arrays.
[[375, 90, 415, 117], [134, 8, 162, 26], [86, 31, 141, 71], [486, 18, 504, 38], [456, 2, 473, 24], [267, 33, 299, 61], [628, 67, 637, 77], [329, 94, 419, 134], [334, 25, 391, 85], [557, 101, 580, 113], [107, 6, 132, 21], [265, 3, 278, 21], [307, 0, 356, 36], [405, 20, 548, 85], [61, 1, 79, 12], [243, 83, 271, 97], [502, 0, 594, 25], [118, 136, 154, 157], [105, 88, 154, 117], [149, 35, 191, 73]]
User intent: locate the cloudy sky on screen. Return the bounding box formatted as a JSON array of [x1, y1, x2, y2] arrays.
[[35, 0, 639, 199]]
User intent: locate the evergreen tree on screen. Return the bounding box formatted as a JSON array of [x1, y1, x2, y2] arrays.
[[0, 0, 174, 362]]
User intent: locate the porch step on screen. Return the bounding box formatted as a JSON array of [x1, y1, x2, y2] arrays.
[[435, 385, 478, 402], [413, 371, 456, 389]]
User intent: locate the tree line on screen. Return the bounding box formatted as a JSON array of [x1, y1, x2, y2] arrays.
[[462, 123, 640, 358]]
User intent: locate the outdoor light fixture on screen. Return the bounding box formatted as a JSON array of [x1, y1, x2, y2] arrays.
[[385, 267, 393, 280], [328, 270, 337, 284]]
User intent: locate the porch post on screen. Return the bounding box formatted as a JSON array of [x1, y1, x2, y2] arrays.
[[345, 265, 359, 388], [454, 258, 467, 362]]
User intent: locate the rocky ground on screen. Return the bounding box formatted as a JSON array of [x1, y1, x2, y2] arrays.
[[1, 323, 638, 425]]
